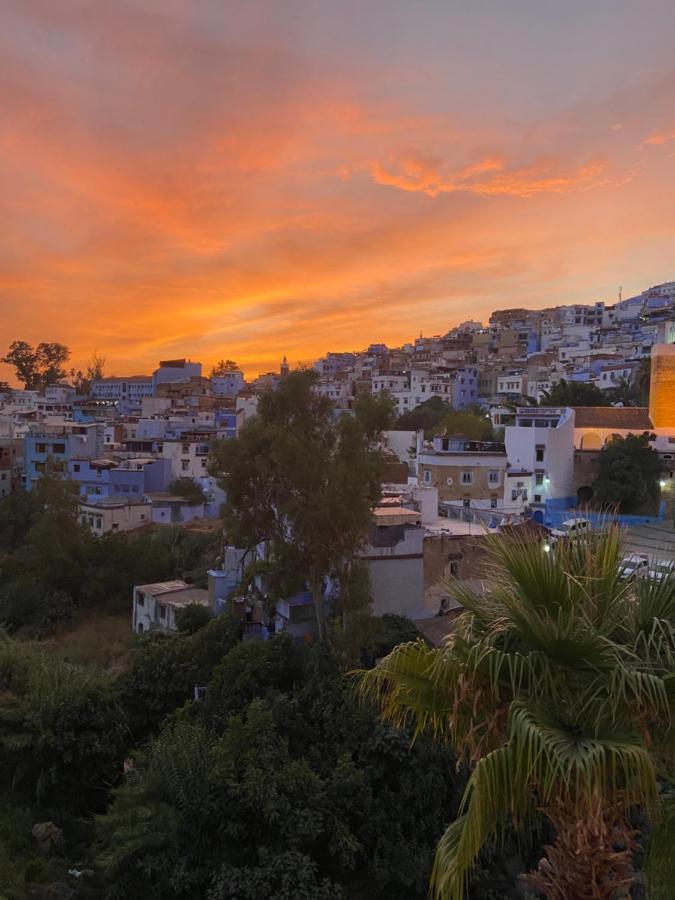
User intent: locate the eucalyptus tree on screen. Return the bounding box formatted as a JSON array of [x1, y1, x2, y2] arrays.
[[210, 370, 381, 639], [360, 527, 675, 899]]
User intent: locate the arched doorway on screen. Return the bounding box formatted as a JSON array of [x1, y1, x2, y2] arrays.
[[580, 432, 602, 450], [533, 509, 544, 524]]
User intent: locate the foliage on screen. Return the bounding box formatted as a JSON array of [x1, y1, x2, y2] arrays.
[[168, 477, 206, 505], [175, 603, 212, 634], [437, 406, 495, 441], [1, 340, 70, 389], [0, 480, 220, 632], [594, 432, 662, 513], [207, 851, 341, 900], [539, 377, 610, 407], [0, 646, 128, 813], [116, 615, 241, 740], [72, 350, 107, 395], [358, 613, 422, 668], [211, 359, 240, 376], [396, 396, 452, 432], [210, 370, 382, 638], [359, 527, 675, 899], [352, 390, 396, 441], [96, 636, 461, 899]]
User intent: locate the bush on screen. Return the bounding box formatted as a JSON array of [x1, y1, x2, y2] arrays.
[[175, 603, 212, 634]]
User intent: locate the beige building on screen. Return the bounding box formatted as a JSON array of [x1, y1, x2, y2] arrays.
[[80, 498, 151, 535], [418, 435, 508, 512]]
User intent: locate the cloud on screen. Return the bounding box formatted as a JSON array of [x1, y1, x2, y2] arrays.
[[640, 128, 675, 147], [371, 151, 610, 198]]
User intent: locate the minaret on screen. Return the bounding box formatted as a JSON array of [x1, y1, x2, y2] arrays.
[[280, 355, 289, 377]]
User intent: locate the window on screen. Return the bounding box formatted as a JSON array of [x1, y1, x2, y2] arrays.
[[36, 443, 46, 454], [136, 594, 144, 606], [488, 471, 500, 485], [461, 471, 473, 484], [423, 470, 432, 484], [181, 460, 190, 472], [73, 464, 80, 473], [490, 496, 498, 509], [463, 497, 470, 508], [535, 473, 544, 486], [534, 494, 542, 503], [535, 446, 545, 462], [182, 444, 190, 454], [158, 604, 166, 619]]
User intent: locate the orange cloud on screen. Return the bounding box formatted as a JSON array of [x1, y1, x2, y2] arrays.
[[641, 128, 675, 147], [0, 2, 674, 385], [371, 151, 610, 198]]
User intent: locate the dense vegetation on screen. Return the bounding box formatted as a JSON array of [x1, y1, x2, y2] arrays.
[[0, 611, 480, 900], [0, 474, 220, 636], [362, 527, 675, 899], [593, 432, 663, 513]]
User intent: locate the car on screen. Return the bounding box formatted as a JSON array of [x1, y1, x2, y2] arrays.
[[647, 560, 675, 584], [618, 554, 649, 581], [549, 518, 592, 543]]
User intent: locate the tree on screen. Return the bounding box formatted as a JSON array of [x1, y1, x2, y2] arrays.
[[168, 477, 206, 505], [436, 407, 495, 441], [211, 359, 240, 376], [359, 527, 675, 899], [353, 390, 396, 442], [539, 378, 610, 407], [1, 341, 70, 389], [175, 603, 212, 634], [73, 351, 106, 395], [210, 370, 380, 639], [594, 432, 662, 513], [396, 396, 452, 433], [0, 646, 128, 813]]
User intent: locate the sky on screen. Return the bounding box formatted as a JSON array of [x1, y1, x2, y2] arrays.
[[2, 0, 675, 382]]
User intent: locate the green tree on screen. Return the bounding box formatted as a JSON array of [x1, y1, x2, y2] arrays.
[[210, 370, 380, 639], [396, 396, 452, 432], [594, 432, 662, 512], [168, 477, 206, 505], [1, 341, 71, 389], [437, 407, 495, 441], [175, 603, 212, 634], [0, 647, 128, 813], [352, 390, 396, 442], [539, 378, 610, 407], [359, 528, 675, 899]]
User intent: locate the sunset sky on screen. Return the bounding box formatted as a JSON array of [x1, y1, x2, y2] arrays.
[[2, 0, 675, 382]]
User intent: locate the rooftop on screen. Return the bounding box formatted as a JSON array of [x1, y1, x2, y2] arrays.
[[135, 580, 210, 608], [572, 406, 652, 430]]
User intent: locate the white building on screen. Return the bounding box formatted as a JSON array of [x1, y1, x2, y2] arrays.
[[505, 407, 576, 511], [132, 580, 211, 634]]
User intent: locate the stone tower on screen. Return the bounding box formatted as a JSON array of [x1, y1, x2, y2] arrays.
[[649, 343, 675, 428]]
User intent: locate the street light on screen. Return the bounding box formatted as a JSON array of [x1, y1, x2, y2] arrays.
[[660, 479, 667, 488]]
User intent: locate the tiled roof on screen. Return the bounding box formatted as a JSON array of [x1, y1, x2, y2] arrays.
[[572, 407, 652, 430]]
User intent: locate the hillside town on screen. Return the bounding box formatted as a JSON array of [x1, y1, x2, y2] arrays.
[[3, 280, 675, 642]]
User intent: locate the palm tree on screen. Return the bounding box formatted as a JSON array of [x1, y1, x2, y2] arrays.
[[359, 528, 675, 899]]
